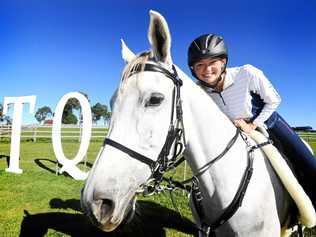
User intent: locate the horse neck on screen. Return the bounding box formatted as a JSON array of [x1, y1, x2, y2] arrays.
[[179, 71, 238, 167], [179, 71, 249, 215]]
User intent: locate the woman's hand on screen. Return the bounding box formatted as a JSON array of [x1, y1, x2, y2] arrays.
[[233, 119, 257, 134]]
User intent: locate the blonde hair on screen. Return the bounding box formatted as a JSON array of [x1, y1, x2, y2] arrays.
[[119, 51, 151, 92]]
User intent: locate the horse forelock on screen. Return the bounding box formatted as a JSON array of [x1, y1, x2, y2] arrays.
[[118, 50, 174, 94], [119, 51, 151, 91]]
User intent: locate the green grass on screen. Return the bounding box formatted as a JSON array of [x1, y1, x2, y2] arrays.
[[0, 140, 194, 237], [1, 139, 316, 236], [310, 142, 316, 151]]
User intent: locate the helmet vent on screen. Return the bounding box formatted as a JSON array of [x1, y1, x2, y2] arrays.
[[193, 40, 201, 51], [214, 36, 223, 47], [205, 34, 212, 49]]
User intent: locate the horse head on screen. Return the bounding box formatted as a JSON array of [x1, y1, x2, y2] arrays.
[[81, 10, 181, 231]]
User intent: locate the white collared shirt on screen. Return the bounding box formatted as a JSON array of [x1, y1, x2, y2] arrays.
[[198, 64, 281, 128]]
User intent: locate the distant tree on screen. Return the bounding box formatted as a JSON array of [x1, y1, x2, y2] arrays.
[[62, 92, 89, 124], [63, 113, 78, 124], [104, 111, 112, 127], [91, 103, 108, 124], [65, 98, 81, 111], [292, 126, 313, 132], [0, 103, 3, 121], [62, 99, 79, 124], [35, 106, 52, 124], [62, 109, 72, 124], [0, 103, 12, 125], [69, 92, 89, 111]]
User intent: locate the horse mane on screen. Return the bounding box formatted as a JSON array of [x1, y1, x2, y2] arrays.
[[119, 51, 152, 92]]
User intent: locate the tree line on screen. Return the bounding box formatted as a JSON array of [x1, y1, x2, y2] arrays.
[[0, 103, 12, 124], [0, 93, 111, 126]]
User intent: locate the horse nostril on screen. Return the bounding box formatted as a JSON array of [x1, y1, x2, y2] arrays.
[[100, 199, 115, 220]]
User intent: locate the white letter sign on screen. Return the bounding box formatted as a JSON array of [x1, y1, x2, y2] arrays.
[[3, 95, 37, 174], [52, 92, 92, 180]]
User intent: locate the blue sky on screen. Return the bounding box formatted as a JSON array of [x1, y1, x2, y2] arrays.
[[0, 0, 315, 128]]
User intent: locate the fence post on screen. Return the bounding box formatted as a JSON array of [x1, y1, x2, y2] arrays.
[[9, 125, 12, 142], [182, 161, 187, 195], [79, 124, 82, 142], [33, 126, 37, 142], [83, 154, 88, 171]]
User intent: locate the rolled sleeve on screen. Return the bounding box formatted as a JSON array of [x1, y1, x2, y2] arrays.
[[245, 65, 281, 127]]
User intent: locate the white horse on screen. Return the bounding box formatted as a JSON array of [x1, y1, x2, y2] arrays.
[[81, 10, 293, 236]]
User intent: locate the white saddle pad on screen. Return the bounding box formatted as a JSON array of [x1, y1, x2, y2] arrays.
[[250, 130, 316, 228]]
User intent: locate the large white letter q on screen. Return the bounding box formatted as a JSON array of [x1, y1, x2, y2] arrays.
[[52, 92, 92, 180]]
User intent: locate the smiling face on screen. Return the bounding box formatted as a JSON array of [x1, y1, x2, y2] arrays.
[[193, 57, 226, 86]]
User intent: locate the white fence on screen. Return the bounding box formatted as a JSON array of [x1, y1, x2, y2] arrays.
[[1, 124, 316, 142], [299, 133, 316, 143], [0, 124, 107, 141], [0, 124, 314, 186]]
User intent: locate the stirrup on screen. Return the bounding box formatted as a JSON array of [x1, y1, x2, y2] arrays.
[[297, 223, 304, 237], [198, 225, 211, 237]]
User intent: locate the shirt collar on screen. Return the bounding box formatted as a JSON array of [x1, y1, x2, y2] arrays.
[[222, 70, 234, 90]]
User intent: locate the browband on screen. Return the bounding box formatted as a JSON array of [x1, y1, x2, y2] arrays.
[[128, 63, 182, 86]]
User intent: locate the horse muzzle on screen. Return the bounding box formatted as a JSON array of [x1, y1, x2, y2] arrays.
[[81, 187, 136, 232]]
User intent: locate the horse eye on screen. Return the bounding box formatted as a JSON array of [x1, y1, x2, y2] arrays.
[[145, 93, 164, 107]]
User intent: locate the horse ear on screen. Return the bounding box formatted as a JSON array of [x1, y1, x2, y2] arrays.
[[148, 10, 172, 64], [121, 39, 136, 63]]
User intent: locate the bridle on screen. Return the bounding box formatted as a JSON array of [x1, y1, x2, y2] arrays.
[[103, 59, 264, 236], [104, 61, 185, 194]]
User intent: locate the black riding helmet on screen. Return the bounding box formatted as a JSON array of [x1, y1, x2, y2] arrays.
[[188, 34, 228, 81]]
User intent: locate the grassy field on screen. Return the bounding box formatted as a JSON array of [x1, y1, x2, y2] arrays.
[[1, 137, 316, 237], [0, 139, 194, 237]]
